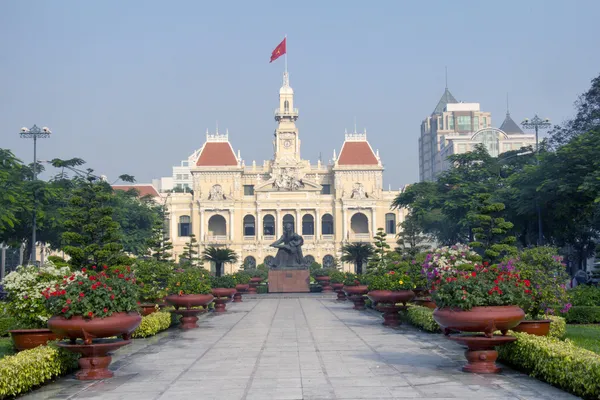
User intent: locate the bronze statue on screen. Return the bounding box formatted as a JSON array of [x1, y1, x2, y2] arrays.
[[270, 223, 307, 269]]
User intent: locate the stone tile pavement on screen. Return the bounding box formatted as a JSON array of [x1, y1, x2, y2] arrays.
[[22, 297, 579, 400]]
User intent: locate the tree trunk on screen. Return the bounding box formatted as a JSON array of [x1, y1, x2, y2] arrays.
[[216, 262, 222, 277], [355, 259, 362, 275]]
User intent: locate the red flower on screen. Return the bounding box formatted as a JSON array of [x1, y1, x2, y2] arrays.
[[389, 271, 396, 275], [488, 290, 493, 295], [524, 280, 531, 287], [79, 292, 85, 298], [89, 275, 97, 281], [88, 312, 93, 317], [483, 261, 489, 266], [103, 265, 108, 270], [471, 272, 476, 277], [82, 268, 87, 273], [66, 299, 72, 304], [494, 279, 499, 284], [61, 307, 68, 313], [103, 308, 108, 313], [118, 274, 125, 279], [91, 265, 97, 270], [69, 276, 75, 281], [110, 294, 115, 300]]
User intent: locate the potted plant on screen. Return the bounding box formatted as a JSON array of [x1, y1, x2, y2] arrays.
[[210, 275, 237, 312], [247, 267, 268, 294], [232, 272, 251, 302], [342, 274, 370, 310], [506, 247, 571, 336], [165, 267, 213, 329], [3, 263, 81, 350], [329, 271, 347, 301], [367, 271, 415, 326], [312, 268, 335, 292], [133, 260, 174, 315]]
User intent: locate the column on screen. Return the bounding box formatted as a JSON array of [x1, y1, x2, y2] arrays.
[[275, 210, 281, 237], [315, 209, 320, 239], [229, 209, 235, 241], [295, 209, 301, 234], [371, 207, 377, 235], [200, 210, 205, 242], [342, 208, 348, 241], [257, 210, 262, 240], [171, 211, 177, 242]]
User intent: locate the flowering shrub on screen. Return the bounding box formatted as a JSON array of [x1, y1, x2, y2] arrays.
[[232, 272, 251, 285], [430, 264, 531, 310], [422, 244, 481, 283], [43, 266, 139, 319], [501, 247, 571, 319], [2, 263, 84, 328], [342, 273, 369, 286], [166, 268, 211, 295], [210, 275, 236, 289], [133, 260, 175, 303], [368, 271, 415, 291]]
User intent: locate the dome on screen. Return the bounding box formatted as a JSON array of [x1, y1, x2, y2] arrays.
[[279, 85, 294, 95]]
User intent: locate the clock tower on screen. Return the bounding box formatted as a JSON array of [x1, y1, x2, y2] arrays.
[[273, 71, 300, 163]]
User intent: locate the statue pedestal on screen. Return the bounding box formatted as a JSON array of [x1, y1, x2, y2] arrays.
[[268, 269, 310, 293]]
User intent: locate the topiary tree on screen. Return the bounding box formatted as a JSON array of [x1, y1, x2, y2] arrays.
[[368, 228, 390, 271], [146, 206, 173, 261], [180, 234, 203, 268]]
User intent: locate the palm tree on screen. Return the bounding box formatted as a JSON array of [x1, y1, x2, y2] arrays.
[[202, 246, 239, 277], [341, 242, 375, 274]]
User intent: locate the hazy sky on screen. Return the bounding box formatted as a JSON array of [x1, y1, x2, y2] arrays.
[[1, 0, 599, 188]]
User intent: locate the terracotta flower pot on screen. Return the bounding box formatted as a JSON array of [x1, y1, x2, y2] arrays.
[[234, 284, 250, 302], [165, 294, 214, 329], [413, 287, 429, 298], [211, 288, 237, 312], [331, 283, 346, 301], [140, 304, 159, 316], [512, 319, 551, 336], [414, 298, 436, 309], [58, 339, 132, 380], [48, 312, 142, 345], [433, 306, 525, 338], [343, 285, 369, 310], [9, 329, 60, 351], [248, 277, 263, 294], [367, 290, 415, 305], [315, 276, 333, 292]]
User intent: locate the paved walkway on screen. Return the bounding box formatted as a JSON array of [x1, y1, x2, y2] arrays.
[[23, 297, 578, 400]]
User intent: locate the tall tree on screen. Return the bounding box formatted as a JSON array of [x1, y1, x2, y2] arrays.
[[341, 242, 374, 274], [202, 246, 239, 277], [395, 214, 430, 259], [180, 234, 202, 267], [367, 228, 390, 271], [146, 205, 173, 261]]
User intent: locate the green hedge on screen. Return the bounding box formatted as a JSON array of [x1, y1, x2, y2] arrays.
[[131, 311, 172, 339], [565, 306, 600, 324], [0, 343, 78, 399], [0, 318, 15, 337], [547, 315, 566, 339], [498, 332, 600, 399], [405, 306, 441, 333]]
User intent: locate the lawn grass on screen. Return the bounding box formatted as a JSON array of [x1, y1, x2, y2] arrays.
[[0, 337, 15, 359], [565, 324, 600, 354]]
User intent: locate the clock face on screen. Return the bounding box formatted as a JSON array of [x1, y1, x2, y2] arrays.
[[283, 139, 292, 148]]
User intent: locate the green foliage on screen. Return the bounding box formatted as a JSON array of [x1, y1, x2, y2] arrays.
[[341, 242, 374, 274], [565, 306, 600, 324], [367, 228, 390, 271], [62, 178, 127, 269], [0, 149, 29, 235], [329, 270, 346, 284], [131, 311, 172, 339], [569, 285, 600, 306], [405, 305, 441, 333], [43, 267, 139, 319], [311, 268, 335, 278], [505, 247, 570, 319], [565, 324, 600, 354], [309, 262, 323, 274], [180, 234, 203, 268], [201, 246, 238, 277], [167, 268, 211, 295], [468, 194, 517, 263], [133, 260, 175, 303], [395, 214, 430, 259], [232, 271, 251, 284], [210, 275, 236, 289], [498, 331, 600, 399], [0, 343, 79, 398], [47, 256, 69, 268], [0, 338, 13, 359], [112, 189, 161, 256], [146, 206, 173, 261], [248, 265, 268, 280], [367, 271, 414, 291], [342, 273, 369, 286], [0, 317, 15, 337], [547, 315, 567, 339]]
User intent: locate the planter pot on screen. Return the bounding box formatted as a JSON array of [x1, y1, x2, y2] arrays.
[[140, 304, 159, 316], [234, 284, 250, 302], [315, 276, 333, 292], [58, 339, 131, 380], [414, 298, 436, 309], [367, 290, 415, 305], [343, 285, 369, 310], [165, 294, 214, 329], [48, 312, 142, 345], [9, 329, 60, 351], [248, 277, 263, 294], [448, 334, 517, 374], [331, 283, 346, 301], [512, 319, 551, 336], [413, 287, 429, 298], [433, 306, 525, 338], [212, 288, 237, 312]]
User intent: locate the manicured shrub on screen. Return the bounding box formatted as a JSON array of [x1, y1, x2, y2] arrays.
[[569, 285, 600, 306], [131, 311, 172, 339], [405, 305, 441, 333], [0, 318, 15, 337], [498, 332, 600, 399], [547, 315, 566, 339], [0, 344, 78, 399], [565, 306, 600, 324]]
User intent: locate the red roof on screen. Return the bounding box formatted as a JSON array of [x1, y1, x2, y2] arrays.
[[338, 142, 378, 165], [112, 185, 159, 197], [196, 142, 238, 166]]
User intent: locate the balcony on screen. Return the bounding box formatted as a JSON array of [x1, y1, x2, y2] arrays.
[[263, 235, 275, 241], [321, 234, 334, 241], [243, 236, 256, 241], [351, 233, 371, 241], [303, 235, 314, 241], [206, 235, 227, 243]]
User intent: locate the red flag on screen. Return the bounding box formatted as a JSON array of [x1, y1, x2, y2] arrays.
[[270, 38, 286, 63]]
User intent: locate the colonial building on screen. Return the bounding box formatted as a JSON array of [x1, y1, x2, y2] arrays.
[[418, 88, 535, 181], [164, 72, 404, 273]]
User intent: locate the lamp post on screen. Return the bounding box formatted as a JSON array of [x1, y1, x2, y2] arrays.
[[521, 115, 551, 246], [19, 125, 52, 264]]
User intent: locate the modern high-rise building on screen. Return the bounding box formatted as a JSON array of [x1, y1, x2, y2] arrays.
[[418, 87, 535, 181]]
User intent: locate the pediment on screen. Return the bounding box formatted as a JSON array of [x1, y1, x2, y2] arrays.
[[255, 178, 321, 192]]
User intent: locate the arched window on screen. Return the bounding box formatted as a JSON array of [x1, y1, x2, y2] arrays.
[[243, 215, 256, 236], [263, 214, 275, 236], [302, 214, 314, 235], [178, 215, 191, 237], [323, 255, 335, 268], [350, 212, 369, 234], [283, 214, 295, 232], [284, 100, 289, 111], [321, 214, 334, 235], [304, 255, 315, 265], [243, 256, 256, 269], [264, 256, 274, 268], [208, 215, 227, 236], [385, 213, 396, 235]]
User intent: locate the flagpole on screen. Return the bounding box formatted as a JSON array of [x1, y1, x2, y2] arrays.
[[284, 34, 288, 75]]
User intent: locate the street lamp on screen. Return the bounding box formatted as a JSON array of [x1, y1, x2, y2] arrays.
[[19, 125, 52, 264], [521, 115, 551, 246]]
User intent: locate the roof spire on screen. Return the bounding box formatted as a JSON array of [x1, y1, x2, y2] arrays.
[[445, 66, 448, 90], [353, 116, 357, 134], [506, 93, 510, 116]]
